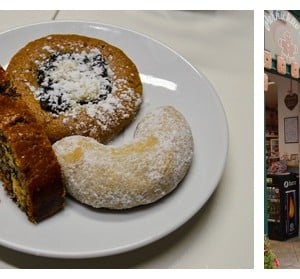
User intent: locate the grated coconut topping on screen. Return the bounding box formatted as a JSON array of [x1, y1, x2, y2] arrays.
[[26, 46, 140, 131]]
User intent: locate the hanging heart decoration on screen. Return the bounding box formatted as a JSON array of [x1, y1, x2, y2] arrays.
[[284, 79, 298, 110], [285, 94, 298, 110]]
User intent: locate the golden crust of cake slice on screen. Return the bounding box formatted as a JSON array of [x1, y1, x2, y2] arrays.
[[0, 67, 65, 223]]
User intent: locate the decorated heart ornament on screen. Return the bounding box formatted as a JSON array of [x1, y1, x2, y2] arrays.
[[285, 93, 298, 110]]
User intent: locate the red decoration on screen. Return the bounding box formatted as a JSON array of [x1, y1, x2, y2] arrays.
[[291, 62, 299, 79], [264, 73, 268, 91], [264, 50, 272, 69], [277, 55, 286, 75]]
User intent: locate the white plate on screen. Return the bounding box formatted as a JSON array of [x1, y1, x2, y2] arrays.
[[0, 21, 228, 258]]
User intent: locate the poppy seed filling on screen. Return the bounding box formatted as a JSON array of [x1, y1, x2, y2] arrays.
[[35, 48, 113, 114]]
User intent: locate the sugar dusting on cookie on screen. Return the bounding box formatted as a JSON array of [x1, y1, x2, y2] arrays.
[[53, 106, 194, 209]]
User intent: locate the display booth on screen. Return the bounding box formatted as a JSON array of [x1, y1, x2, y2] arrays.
[[265, 10, 300, 239]]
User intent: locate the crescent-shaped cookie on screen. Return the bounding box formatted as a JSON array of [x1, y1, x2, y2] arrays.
[[53, 106, 193, 209]]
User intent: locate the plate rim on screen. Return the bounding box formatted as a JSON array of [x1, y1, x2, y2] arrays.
[[0, 20, 229, 259]]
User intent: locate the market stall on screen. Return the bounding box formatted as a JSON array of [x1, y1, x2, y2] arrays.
[[265, 10, 300, 240]]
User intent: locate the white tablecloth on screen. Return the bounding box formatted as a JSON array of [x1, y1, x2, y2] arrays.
[[0, 10, 253, 268]]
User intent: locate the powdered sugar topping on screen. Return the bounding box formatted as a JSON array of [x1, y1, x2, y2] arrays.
[[33, 48, 113, 114], [53, 106, 194, 209], [26, 46, 141, 131]]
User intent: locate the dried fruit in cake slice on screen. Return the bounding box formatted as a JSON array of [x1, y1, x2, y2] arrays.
[[0, 69, 65, 223]]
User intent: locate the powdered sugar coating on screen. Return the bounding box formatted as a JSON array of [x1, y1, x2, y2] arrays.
[[53, 106, 194, 209], [34, 48, 114, 114], [6, 34, 143, 143]]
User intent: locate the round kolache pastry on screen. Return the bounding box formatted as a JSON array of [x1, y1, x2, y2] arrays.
[[53, 106, 194, 210], [6, 34, 143, 143]]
